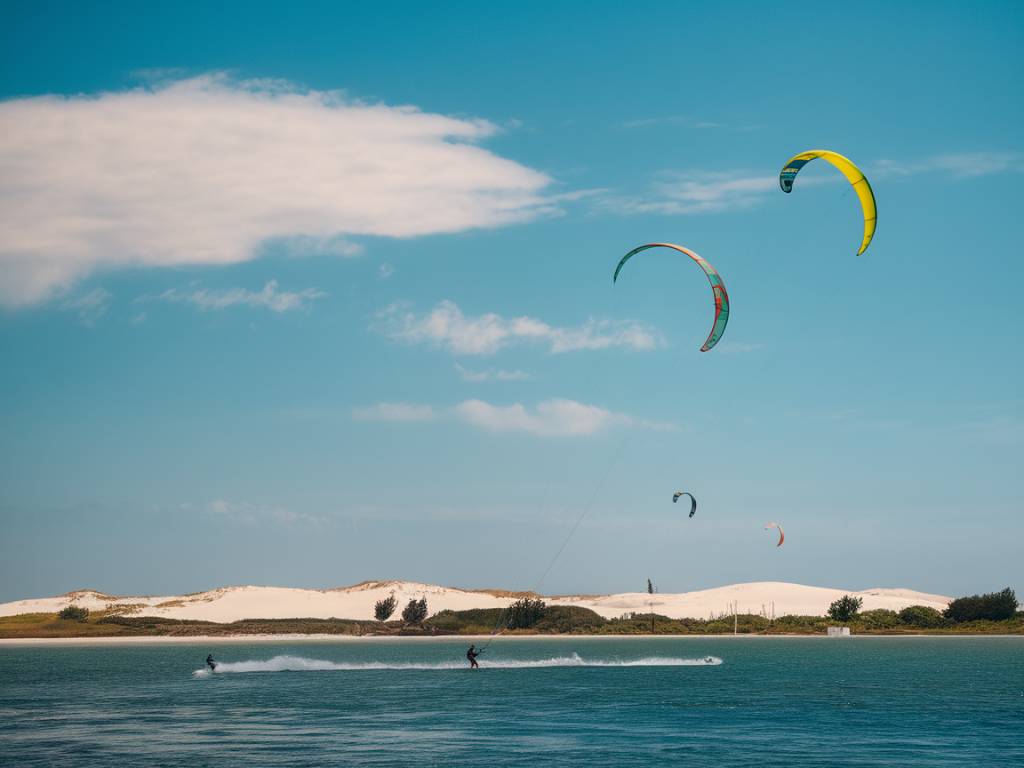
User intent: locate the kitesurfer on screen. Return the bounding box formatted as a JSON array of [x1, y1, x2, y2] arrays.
[[466, 644, 482, 669], [206, 654, 217, 672]]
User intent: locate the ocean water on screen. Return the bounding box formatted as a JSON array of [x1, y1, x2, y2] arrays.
[[1, 637, 1022, 766]]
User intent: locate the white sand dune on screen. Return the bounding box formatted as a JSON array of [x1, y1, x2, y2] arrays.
[[0, 580, 950, 622]]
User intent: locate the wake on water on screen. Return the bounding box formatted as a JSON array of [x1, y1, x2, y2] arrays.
[[193, 653, 722, 677]]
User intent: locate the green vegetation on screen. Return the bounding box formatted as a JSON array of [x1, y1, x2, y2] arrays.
[[427, 608, 505, 634], [534, 606, 607, 634], [898, 605, 946, 628], [944, 588, 1017, 623], [857, 608, 899, 630], [401, 597, 428, 624], [374, 593, 397, 622], [2, 607, 1021, 638], [2, 590, 1022, 638], [0, 612, 128, 638], [827, 595, 863, 622], [58, 605, 89, 621], [505, 598, 546, 629]]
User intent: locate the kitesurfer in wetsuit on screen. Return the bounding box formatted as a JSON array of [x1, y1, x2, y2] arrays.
[[466, 644, 482, 669], [206, 654, 217, 671]]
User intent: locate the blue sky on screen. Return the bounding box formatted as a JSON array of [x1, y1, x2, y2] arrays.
[[1, 1, 1021, 601]]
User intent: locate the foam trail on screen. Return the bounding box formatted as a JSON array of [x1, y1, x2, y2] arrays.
[[193, 653, 722, 677]]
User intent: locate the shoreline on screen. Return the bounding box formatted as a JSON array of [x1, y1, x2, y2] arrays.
[[2, 633, 1022, 646]]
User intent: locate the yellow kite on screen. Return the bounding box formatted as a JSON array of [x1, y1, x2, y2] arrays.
[[779, 150, 877, 255]]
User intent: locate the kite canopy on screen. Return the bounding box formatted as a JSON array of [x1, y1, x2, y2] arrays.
[[613, 243, 730, 352], [764, 522, 785, 547], [778, 149, 877, 255], [672, 491, 697, 518]]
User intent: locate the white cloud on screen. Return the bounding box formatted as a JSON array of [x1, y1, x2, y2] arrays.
[[377, 300, 660, 355], [60, 287, 111, 326], [873, 152, 1023, 179], [378, 263, 395, 279], [352, 397, 674, 436], [204, 499, 324, 526], [605, 171, 777, 215], [454, 364, 531, 382], [267, 235, 364, 259], [0, 74, 555, 308], [454, 398, 631, 436], [621, 115, 691, 129], [143, 280, 324, 313], [601, 151, 1021, 219], [351, 402, 437, 422], [206, 500, 233, 515], [620, 116, 755, 131]]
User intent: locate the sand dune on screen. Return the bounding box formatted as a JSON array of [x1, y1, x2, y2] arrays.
[[0, 580, 951, 622]]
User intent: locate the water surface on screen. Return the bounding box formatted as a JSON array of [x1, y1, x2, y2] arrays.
[[1, 637, 1021, 766]]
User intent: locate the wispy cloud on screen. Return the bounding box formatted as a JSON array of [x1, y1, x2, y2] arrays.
[[0, 74, 555, 308], [60, 287, 111, 326], [603, 171, 777, 215], [604, 151, 1021, 218], [143, 280, 325, 313], [351, 402, 437, 422], [377, 300, 660, 356], [619, 116, 755, 131], [202, 499, 325, 526], [454, 399, 624, 436], [265, 235, 364, 259], [351, 398, 674, 437], [621, 115, 691, 129], [873, 152, 1023, 179], [455, 364, 532, 382], [378, 263, 395, 279]]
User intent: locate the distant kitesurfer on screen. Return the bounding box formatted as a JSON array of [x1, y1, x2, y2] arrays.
[[206, 654, 217, 671], [466, 645, 482, 669]]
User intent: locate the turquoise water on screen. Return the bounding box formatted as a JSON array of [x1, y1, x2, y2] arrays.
[[1, 637, 1022, 766]]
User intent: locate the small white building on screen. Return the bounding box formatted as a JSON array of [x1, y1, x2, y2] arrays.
[[827, 626, 851, 637]]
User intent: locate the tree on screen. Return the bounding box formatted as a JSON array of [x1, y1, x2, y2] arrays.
[[647, 579, 654, 595], [944, 588, 1018, 623], [858, 608, 898, 629], [506, 598, 546, 629], [827, 595, 863, 623], [898, 605, 945, 628], [402, 597, 428, 624], [59, 605, 89, 622], [374, 592, 397, 622]]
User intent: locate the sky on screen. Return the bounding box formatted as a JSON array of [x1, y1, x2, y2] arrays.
[[1, 1, 1022, 602]]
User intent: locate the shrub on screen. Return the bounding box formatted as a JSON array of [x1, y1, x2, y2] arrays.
[[827, 595, 863, 623], [401, 597, 428, 624], [427, 608, 503, 631], [898, 605, 946, 628], [505, 598, 546, 629], [945, 588, 1018, 623], [58, 605, 89, 622], [534, 606, 606, 633], [374, 593, 398, 622], [858, 608, 898, 629]]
